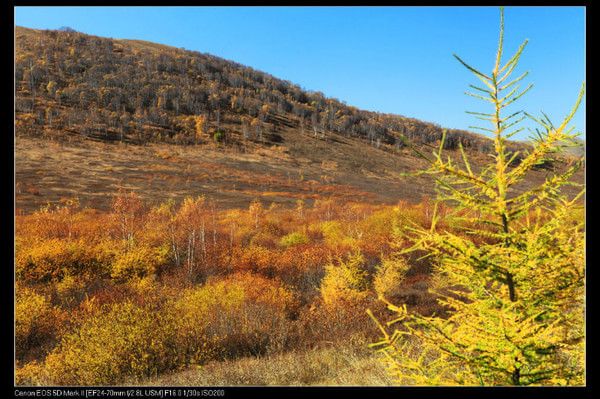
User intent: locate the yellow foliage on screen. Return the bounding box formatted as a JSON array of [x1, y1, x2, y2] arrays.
[[15, 285, 56, 357], [43, 301, 179, 385], [16, 238, 114, 283], [370, 8, 585, 386], [55, 273, 86, 307], [16, 361, 47, 386], [320, 220, 357, 248], [171, 272, 297, 362], [373, 256, 410, 300], [110, 245, 169, 281], [320, 251, 369, 306]]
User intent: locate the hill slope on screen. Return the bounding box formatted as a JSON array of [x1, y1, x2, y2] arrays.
[[15, 25, 492, 150], [14, 26, 580, 212]]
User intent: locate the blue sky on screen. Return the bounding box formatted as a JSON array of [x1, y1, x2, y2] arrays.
[[15, 6, 585, 140]]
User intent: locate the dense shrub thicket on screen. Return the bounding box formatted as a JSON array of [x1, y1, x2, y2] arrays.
[[15, 179, 582, 386], [15, 194, 443, 385]]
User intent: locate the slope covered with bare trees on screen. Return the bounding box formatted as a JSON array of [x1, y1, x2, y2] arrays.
[[16, 26, 493, 152]]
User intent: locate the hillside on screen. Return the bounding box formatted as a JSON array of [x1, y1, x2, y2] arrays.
[[14, 26, 581, 212], [15, 26, 492, 150]]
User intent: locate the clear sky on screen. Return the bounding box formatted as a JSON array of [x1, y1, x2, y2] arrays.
[[15, 6, 585, 140]]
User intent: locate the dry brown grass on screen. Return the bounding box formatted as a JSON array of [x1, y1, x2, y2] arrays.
[[15, 130, 432, 213], [130, 343, 395, 386], [16, 126, 582, 215]]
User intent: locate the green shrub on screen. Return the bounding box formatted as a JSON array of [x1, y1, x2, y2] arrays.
[[213, 130, 225, 142], [279, 231, 309, 247]]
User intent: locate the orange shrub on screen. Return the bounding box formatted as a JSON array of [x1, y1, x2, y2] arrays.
[[274, 244, 331, 297], [297, 295, 385, 347], [16, 203, 115, 243], [355, 208, 397, 257], [248, 229, 279, 248], [234, 245, 276, 275]]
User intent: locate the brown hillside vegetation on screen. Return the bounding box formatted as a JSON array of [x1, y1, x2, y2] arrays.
[[15, 132, 582, 214], [15, 25, 492, 150], [14, 26, 582, 213]]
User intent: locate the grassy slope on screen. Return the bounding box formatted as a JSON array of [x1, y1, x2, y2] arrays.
[[15, 128, 436, 212], [16, 131, 583, 213]]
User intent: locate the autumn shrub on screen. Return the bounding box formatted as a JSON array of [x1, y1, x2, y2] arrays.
[[144, 199, 180, 250], [356, 208, 397, 257], [15, 200, 80, 241], [75, 283, 134, 312], [54, 273, 88, 308], [170, 272, 298, 363], [320, 220, 356, 248], [247, 199, 264, 228], [110, 244, 169, 282], [305, 220, 328, 240], [274, 244, 330, 299], [15, 285, 62, 360], [111, 190, 146, 243], [234, 245, 276, 275], [15, 193, 485, 383], [320, 251, 369, 307], [15, 360, 47, 386], [311, 198, 339, 221], [15, 238, 113, 284], [297, 295, 385, 348], [43, 301, 179, 385], [373, 256, 410, 301], [394, 200, 433, 230], [248, 229, 279, 248]]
